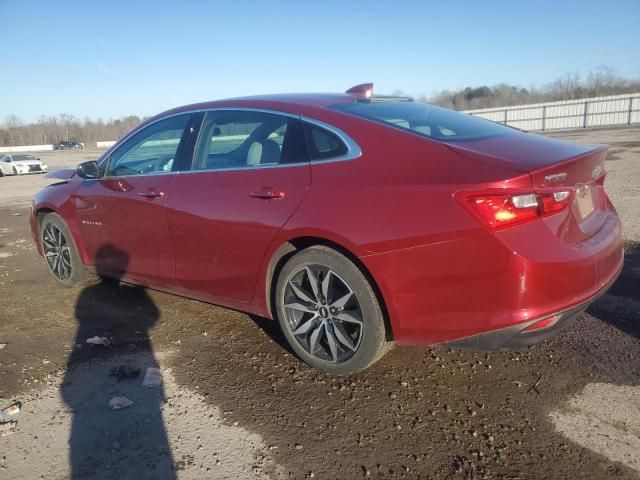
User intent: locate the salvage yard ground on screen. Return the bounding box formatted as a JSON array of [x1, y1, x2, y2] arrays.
[[0, 128, 639, 479]]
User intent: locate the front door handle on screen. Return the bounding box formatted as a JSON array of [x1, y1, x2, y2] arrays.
[[249, 189, 285, 200], [139, 190, 164, 198]]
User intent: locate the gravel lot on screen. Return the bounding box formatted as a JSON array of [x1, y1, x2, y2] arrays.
[[0, 128, 639, 479], [0, 148, 105, 207]]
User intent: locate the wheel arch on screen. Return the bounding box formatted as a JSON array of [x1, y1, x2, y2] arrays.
[[36, 206, 56, 223], [35, 206, 89, 265], [264, 236, 395, 341]]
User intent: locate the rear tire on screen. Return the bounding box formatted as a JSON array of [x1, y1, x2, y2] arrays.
[[39, 213, 95, 287], [275, 246, 390, 375]]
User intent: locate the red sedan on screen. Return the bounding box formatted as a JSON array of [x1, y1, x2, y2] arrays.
[[30, 84, 623, 374]]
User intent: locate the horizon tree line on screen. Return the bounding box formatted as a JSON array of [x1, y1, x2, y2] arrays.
[[1, 67, 638, 148]]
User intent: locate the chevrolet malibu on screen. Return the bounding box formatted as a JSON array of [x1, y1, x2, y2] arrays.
[[30, 84, 623, 374]]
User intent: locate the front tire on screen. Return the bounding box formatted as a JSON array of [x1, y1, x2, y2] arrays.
[[12, 167, 18, 176], [275, 246, 390, 375], [39, 213, 94, 287]]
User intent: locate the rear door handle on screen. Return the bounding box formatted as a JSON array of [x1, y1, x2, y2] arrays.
[[249, 189, 285, 200], [139, 190, 164, 198]]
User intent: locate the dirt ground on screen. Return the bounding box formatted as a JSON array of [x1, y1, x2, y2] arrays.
[[0, 128, 639, 479], [0, 148, 105, 207]]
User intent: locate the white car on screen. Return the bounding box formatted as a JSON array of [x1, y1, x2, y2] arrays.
[[0, 154, 49, 176]]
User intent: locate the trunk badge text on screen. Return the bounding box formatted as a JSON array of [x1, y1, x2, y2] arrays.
[[544, 172, 568, 183]]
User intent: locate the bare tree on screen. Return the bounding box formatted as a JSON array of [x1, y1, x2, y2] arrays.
[[424, 67, 640, 110], [4, 115, 25, 146], [0, 114, 145, 147]]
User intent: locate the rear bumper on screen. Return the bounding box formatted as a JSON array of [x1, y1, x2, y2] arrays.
[[443, 263, 621, 349], [362, 206, 623, 346]]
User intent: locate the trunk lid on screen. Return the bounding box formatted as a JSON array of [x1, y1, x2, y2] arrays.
[[445, 131, 609, 244]]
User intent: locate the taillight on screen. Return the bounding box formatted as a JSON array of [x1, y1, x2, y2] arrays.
[[540, 190, 571, 214], [456, 188, 573, 230]]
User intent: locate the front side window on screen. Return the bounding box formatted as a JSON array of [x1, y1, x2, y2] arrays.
[[107, 114, 190, 177], [193, 110, 308, 171], [331, 101, 515, 141]]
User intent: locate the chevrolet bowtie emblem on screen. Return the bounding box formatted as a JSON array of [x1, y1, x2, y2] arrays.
[[592, 165, 603, 179]]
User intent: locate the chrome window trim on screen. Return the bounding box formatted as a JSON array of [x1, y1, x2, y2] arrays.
[[201, 107, 300, 119], [100, 107, 362, 179], [96, 170, 179, 181], [301, 116, 362, 163], [177, 161, 309, 175]]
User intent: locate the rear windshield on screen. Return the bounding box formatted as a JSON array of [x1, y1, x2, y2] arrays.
[[331, 101, 514, 141]]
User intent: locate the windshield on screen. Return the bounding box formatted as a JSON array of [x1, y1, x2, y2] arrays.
[[13, 154, 36, 161], [331, 101, 515, 141]]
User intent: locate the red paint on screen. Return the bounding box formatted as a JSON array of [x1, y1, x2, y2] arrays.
[[30, 92, 623, 348], [166, 165, 310, 302]]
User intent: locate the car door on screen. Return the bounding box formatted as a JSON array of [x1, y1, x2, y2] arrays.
[[78, 113, 201, 287], [166, 109, 311, 303]]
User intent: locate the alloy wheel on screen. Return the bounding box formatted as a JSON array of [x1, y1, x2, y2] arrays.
[[283, 265, 363, 363], [42, 223, 72, 281]]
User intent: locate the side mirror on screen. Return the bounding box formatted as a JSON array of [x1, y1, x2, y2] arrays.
[[76, 160, 100, 179]]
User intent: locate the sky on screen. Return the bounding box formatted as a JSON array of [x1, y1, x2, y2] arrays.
[[1, 0, 639, 122]]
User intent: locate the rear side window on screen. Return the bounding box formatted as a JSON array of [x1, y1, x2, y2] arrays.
[[193, 110, 308, 170], [331, 101, 514, 141], [303, 123, 348, 160], [208, 121, 262, 155]]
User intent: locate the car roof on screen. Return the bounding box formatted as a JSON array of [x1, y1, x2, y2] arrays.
[[153, 93, 360, 121], [223, 93, 358, 108], [203, 93, 357, 109]]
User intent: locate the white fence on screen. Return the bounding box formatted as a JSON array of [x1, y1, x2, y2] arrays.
[[0, 141, 113, 153], [0, 144, 54, 153], [465, 93, 640, 131]]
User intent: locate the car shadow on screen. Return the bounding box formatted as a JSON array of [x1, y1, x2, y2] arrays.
[[588, 240, 640, 339], [249, 314, 296, 355], [61, 244, 176, 479]]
